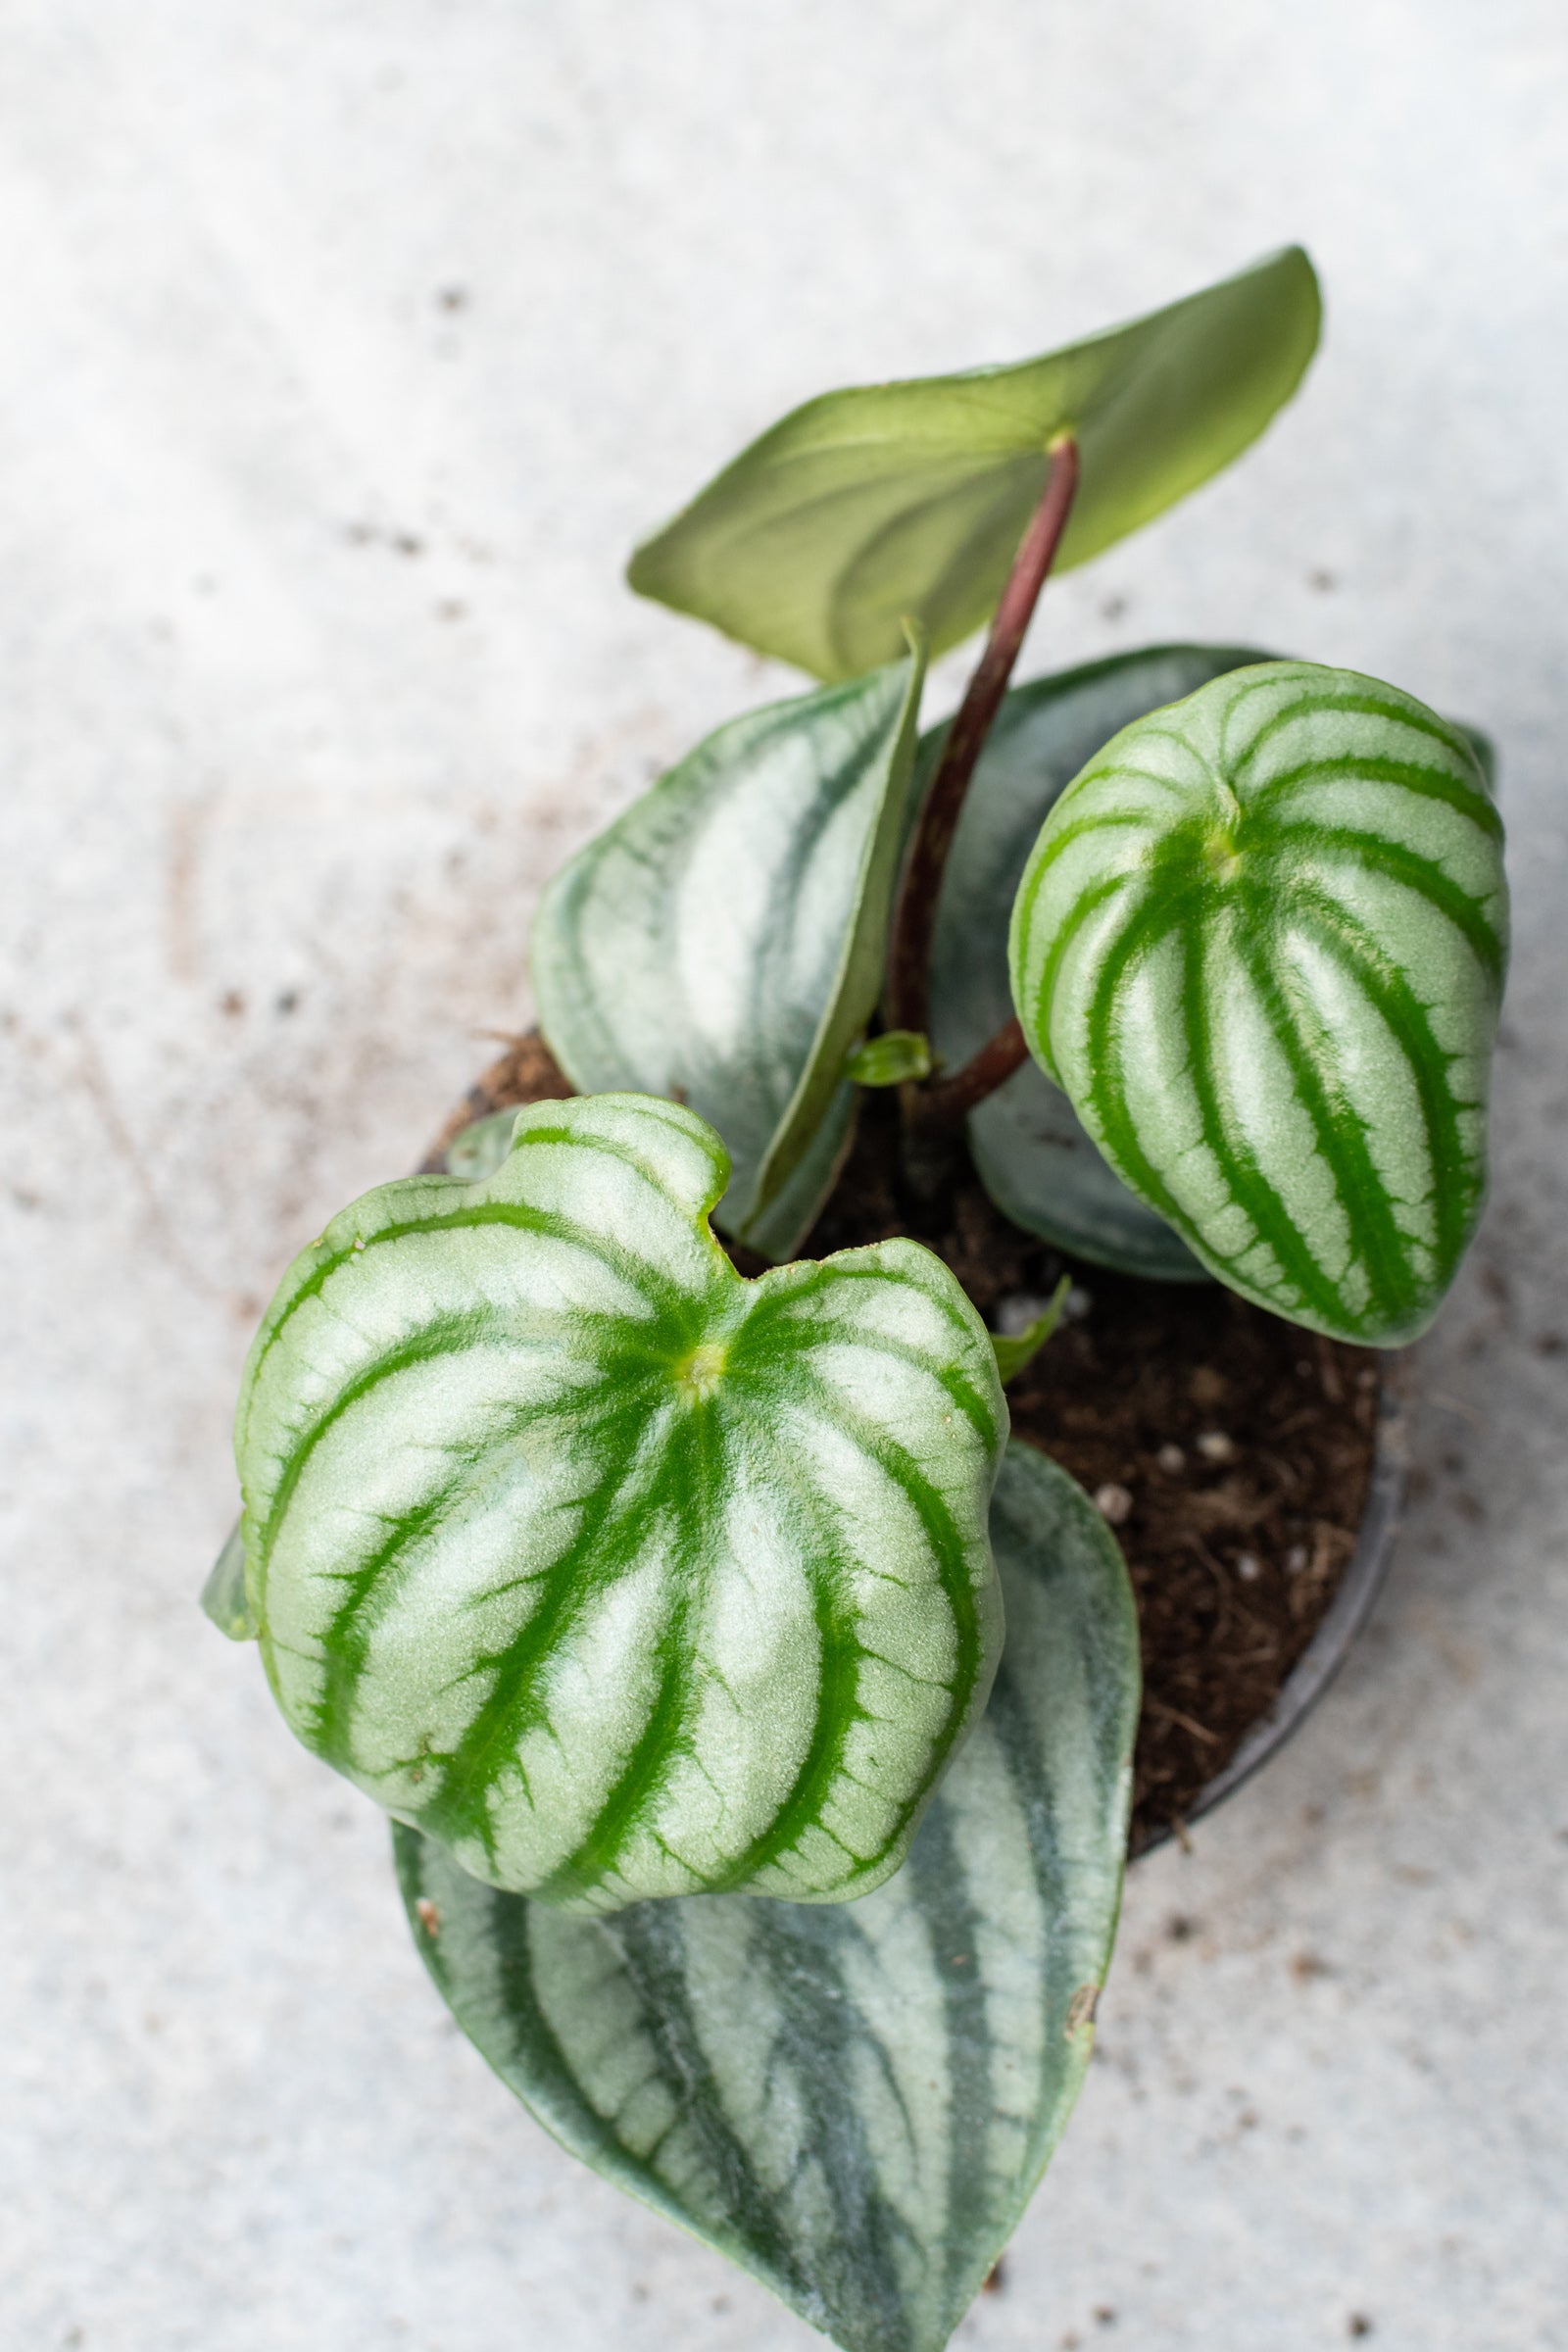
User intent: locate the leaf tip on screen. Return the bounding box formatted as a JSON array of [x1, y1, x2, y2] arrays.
[[991, 1276, 1071, 1385], [200, 1518, 259, 1642]]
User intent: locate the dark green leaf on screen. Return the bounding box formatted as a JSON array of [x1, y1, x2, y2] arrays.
[[928, 645, 1272, 1277], [628, 249, 1319, 679], [1010, 662, 1509, 1343], [532, 649, 925, 1260], [395, 1437, 1139, 2352], [235, 1092, 1005, 1911]]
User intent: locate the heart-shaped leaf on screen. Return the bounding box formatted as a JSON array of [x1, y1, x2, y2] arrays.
[[928, 646, 1273, 1277], [532, 648, 926, 1261], [627, 247, 1319, 680], [1010, 662, 1509, 1343], [394, 1436, 1138, 2352], [235, 1092, 1005, 1912]]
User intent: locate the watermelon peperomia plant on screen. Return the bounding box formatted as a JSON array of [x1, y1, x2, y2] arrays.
[[208, 248, 1507, 2351]]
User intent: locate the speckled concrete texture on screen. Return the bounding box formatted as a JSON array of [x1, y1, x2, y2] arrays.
[[4, 6, 1565, 2348]]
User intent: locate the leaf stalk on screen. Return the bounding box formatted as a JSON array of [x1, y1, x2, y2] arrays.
[[885, 433, 1080, 1044], [911, 1015, 1031, 1132]]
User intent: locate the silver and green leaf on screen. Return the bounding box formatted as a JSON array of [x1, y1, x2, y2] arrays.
[[532, 647, 925, 1260], [235, 1092, 1006, 1913], [1010, 662, 1508, 1343], [395, 1438, 1139, 2352], [928, 645, 1273, 1277], [628, 247, 1319, 679]]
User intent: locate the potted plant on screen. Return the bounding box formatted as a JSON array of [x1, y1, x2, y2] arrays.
[[205, 246, 1507, 2352]]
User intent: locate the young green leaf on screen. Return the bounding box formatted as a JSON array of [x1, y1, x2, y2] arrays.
[[442, 1105, 521, 1181], [532, 648, 925, 1261], [627, 248, 1319, 680], [235, 1092, 1005, 1913], [200, 1518, 257, 1642], [928, 645, 1272, 1277], [394, 1438, 1139, 2352], [1010, 662, 1509, 1344], [843, 1029, 933, 1088], [1456, 722, 1496, 796], [991, 1279, 1071, 1385]]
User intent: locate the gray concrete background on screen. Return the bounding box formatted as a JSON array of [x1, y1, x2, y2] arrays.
[[3, 5, 1565, 2347]]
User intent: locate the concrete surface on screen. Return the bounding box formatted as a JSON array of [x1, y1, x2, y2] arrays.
[[3, 5, 1566, 2348]]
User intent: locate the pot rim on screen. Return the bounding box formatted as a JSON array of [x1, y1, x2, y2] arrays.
[[1132, 1349, 1413, 1858]]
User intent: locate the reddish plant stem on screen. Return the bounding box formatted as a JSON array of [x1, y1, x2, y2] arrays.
[[885, 433, 1080, 1045], [909, 1014, 1030, 1133]]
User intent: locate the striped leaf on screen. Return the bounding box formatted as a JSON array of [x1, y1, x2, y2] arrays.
[[1009, 662, 1508, 1343], [627, 248, 1319, 679], [235, 1092, 1005, 1913], [928, 646, 1273, 1278], [532, 648, 925, 1260], [395, 1438, 1139, 2352]]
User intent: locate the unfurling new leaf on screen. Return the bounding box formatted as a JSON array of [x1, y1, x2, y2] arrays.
[[1009, 662, 1508, 1344], [234, 1093, 1006, 1913], [200, 1519, 257, 1642], [844, 1029, 932, 1088]]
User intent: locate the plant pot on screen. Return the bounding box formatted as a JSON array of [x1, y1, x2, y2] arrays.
[[425, 1029, 1404, 1859]]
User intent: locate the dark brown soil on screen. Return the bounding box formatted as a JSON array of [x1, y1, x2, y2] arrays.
[[432, 1034, 1378, 1854], [417, 1028, 578, 1168]]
